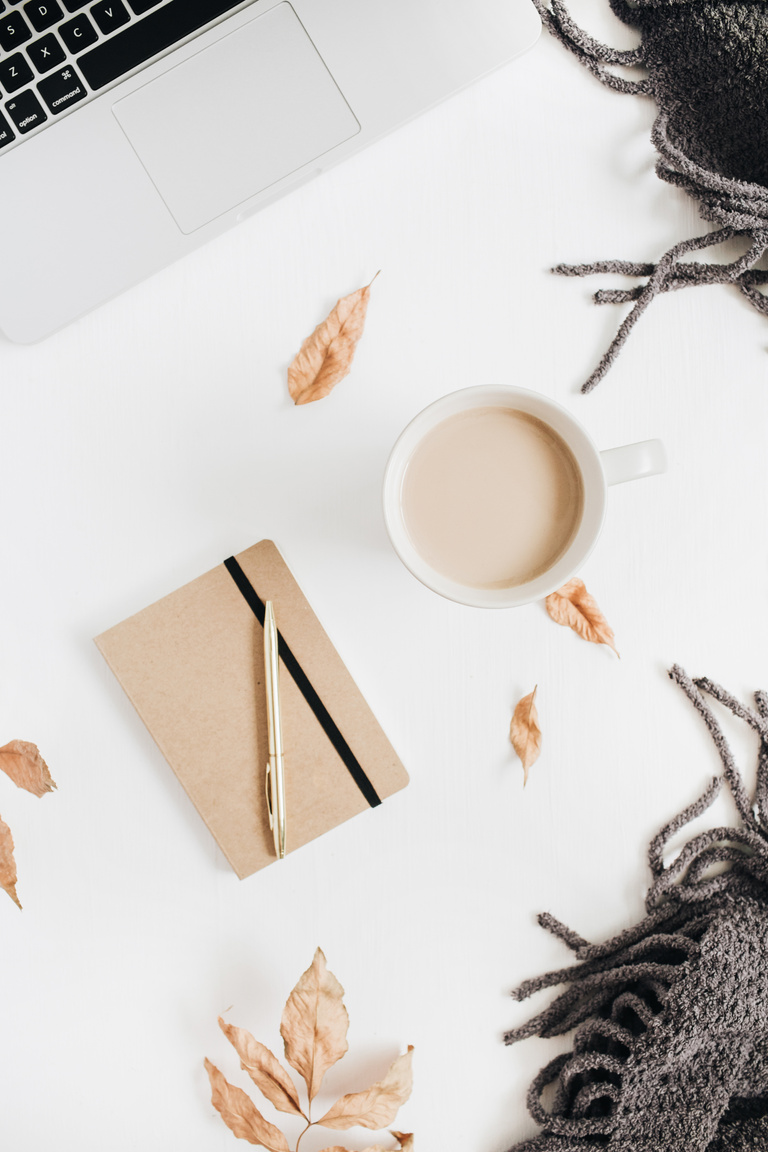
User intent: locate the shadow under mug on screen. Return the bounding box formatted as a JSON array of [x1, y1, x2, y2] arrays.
[[382, 386, 667, 608]]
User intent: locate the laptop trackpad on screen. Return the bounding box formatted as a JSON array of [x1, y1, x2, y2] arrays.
[[112, 3, 360, 234]]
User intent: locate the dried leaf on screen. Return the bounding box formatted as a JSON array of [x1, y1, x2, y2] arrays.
[[0, 741, 56, 797], [318, 1046, 414, 1131], [315, 1135, 414, 1152], [204, 1059, 290, 1151], [545, 578, 619, 656], [218, 1018, 304, 1117], [280, 947, 349, 1101], [288, 275, 377, 405], [0, 813, 21, 909], [318, 1147, 389, 1152], [510, 687, 542, 786]]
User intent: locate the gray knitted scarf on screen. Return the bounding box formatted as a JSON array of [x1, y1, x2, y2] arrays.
[[506, 664, 768, 1151], [533, 0, 768, 392]]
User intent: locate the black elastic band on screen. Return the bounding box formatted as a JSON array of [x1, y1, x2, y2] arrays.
[[224, 555, 382, 808]]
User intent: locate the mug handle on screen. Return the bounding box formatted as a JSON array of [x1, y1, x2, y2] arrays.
[[600, 439, 667, 487]]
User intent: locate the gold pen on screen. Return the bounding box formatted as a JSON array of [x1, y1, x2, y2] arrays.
[[263, 600, 286, 859]]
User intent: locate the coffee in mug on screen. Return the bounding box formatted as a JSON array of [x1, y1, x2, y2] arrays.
[[383, 386, 666, 608], [400, 406, 584, 590]]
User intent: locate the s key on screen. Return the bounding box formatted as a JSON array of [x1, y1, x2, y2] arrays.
[[0, 10, 32, 51]]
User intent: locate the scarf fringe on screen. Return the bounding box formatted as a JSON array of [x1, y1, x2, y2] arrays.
[[505, 665, 768, 1149], [530, 0, 768, 392]]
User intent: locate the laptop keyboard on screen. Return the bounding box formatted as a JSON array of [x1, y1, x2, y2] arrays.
[[0, 0, 251, 152]]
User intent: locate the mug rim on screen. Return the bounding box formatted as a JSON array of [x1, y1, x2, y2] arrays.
[[382, 385, 607, 608]]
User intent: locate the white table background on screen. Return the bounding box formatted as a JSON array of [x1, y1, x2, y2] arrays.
[[2, 2, 767, 1149]]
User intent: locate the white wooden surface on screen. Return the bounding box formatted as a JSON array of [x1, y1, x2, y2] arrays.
[[2, 2, 767, 1149]]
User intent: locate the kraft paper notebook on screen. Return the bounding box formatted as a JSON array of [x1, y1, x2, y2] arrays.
[[95, 540, 409, 878]]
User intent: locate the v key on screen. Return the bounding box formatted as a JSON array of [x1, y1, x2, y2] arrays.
[[90, 0, 130, 34]]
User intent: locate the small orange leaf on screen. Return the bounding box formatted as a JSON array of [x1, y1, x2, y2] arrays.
[[218, 1018, 304, 1117], [288, 275, 378, 404], [510, 687, 542, 786], [318, 1146, 390, 1152], [280, 947, 349, 1101], [204, 1059, 290, 1150], [0, 741, 56, 797], [0, 813, 21, 909], [545, 579, 619, 656], [318, 1046, 414, 1131], [314, 1137, 414, 1152]]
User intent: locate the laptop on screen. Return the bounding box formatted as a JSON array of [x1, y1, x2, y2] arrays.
[[0, 0, 540, 343]]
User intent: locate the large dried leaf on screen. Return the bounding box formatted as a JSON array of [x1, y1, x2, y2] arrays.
[[391, 1133, 414, 1151], [0, 813, 20, 909], [318, 1046, 414, 1131], [204, 1059, 290, 1150], [545, 578, 619, 656], [0, 741, 56, 797], [218, 1018, 303, 1117], [280, 947, 349, 1101], [287, 277, 377, 405], [510, 687, 542, 786]]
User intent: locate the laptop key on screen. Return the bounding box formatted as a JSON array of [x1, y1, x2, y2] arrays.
[[0, 10, 32, 51], [127, 0, 160, 13], [27, 31, 66, 71], [90, 0, 129, 35], [59, 11, 96, 51], [37, 62, 86, 112], [23, 1, 63, 32], [5, 85, 46, 131], [63, 0, 89, 9], [78, 0, 245, 90], [0, 109, 15, 145], [0, 50, 33, 91]]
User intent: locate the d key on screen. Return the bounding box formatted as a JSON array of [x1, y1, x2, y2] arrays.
[[23, 1, 63, 32]]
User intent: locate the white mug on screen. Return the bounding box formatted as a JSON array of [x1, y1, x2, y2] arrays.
[[382, 386, 666, 608]]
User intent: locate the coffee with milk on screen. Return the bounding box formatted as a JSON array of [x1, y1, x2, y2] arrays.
[[400, 406, 584, 590]]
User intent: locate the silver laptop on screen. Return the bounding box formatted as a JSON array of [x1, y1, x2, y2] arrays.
[[0, 0, 539, 343]]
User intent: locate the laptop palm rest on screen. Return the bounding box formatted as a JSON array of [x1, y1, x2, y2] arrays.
[[112, 2, 360, 235]]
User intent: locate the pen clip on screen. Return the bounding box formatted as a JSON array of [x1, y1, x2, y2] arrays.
[[265, 762, 274, 831]]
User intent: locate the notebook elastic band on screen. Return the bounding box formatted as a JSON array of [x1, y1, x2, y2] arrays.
[[224, 555, 382, 808]]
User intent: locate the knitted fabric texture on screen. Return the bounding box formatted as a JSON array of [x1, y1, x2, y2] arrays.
[[505, 664, 768, 1151], [533, 0, 768, 392]]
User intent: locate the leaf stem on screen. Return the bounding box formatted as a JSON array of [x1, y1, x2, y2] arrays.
[[294, 1119, 313, 1152]]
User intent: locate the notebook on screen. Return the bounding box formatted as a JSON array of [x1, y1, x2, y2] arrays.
[[95, 540, 409, 877], [0, 0, 540, 342]]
